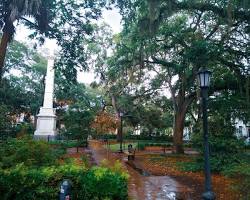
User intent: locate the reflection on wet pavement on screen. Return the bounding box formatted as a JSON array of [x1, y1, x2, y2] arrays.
[[89, 140, 193, 200]]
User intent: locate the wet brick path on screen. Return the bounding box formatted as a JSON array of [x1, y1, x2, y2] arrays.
[[88, 140, 194, 200]]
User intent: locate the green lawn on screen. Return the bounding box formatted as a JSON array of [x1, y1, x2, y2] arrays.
[[104, 140, 174, 151], [104, 142, 138, 151]]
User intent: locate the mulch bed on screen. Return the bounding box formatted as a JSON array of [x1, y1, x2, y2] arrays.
[[132, 154, 241, 200], [61, 147, 95, 167]]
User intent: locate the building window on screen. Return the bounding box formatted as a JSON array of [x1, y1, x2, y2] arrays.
[[238, 126, 243, 136]]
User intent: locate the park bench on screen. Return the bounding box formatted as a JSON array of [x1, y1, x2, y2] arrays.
[[126, 144, 136, 161]]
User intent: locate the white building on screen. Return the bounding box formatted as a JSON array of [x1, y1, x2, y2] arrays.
[[235, 118, 250, 139]]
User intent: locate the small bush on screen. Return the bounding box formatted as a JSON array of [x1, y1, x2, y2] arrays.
[[50, 140, 88, 148], [137, 142, 172, 150], [209, 136, 244, 172], [223, 162, 250, 199], [0, 164, 128, 200], [124, 134, 173, 142], [190, 133, 245, 172], [0, 104, 12, 138], [16, 123, 35, 137], [0, 137, 128, 200], [0, 137, 64, 168], [100, 159, 129, 179], [77, 167, 128, 200], [177, 158, 203, 172], [137, 143, 145, 150]]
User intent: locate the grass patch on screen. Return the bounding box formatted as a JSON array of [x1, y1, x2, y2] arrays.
[[49, 140, 87, 148], [105, 142, 138, 151], [147, 154, 194, 169], [103, 140, 174, 151]]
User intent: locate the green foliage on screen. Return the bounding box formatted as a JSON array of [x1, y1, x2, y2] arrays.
[[0, 137, 128, 200], [124, 134, 173, 142], [223, 162, 250, 199], [100, 159, 129, 184], [77, 166, 128, 200], [62, 104, 94, 142], [137, 142, 172, 150], [59, 84, 104, 144], [0, 164, 128, 200], [189, 132, 245, 173], [189, 105, 247, 172], [177, 158, 202, 172], [0, 104, 12, 137], [15, 123, 35, 137], [49, 140, 84, 149], [0, 40, 46, 115], [0, 137, 63, 169], [56, 83, 103, 142], [104, 0, 250, 154], [107, 142, 137, 151], [5, 40, 47, 75], [0, 0, 109, 82]]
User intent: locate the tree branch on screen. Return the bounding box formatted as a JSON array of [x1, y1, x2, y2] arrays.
[[20, 17, 39, 29], [205, 23, 220, 40], [166, 0, 250, 22]]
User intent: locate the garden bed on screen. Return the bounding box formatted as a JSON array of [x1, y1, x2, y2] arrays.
[[144, 146, 171, 151], [131, 154, 241, 200], [0, 138, 128, 200]]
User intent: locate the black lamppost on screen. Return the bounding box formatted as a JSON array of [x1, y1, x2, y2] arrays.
[[119, 112, 124, 153], [197, 68, 215, 200]]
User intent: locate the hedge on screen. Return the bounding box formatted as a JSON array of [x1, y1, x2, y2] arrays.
[[0, 164, 128, 200]]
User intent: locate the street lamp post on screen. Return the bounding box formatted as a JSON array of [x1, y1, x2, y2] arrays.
[[119, 112, 124, 153], [197, 68, 215, 200]]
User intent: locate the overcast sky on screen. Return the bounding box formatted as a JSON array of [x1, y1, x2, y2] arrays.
[[14, 7, 122, 84], [79, 7, 122, 84]]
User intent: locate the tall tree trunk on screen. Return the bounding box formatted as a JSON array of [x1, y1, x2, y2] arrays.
[[246, 75, 250, 111], [0, 31, 11, 81], [172, 91, 195, 154], [116, 116, 122, 142], [111, 95, 121, 142], [173, 111, 185, 154]]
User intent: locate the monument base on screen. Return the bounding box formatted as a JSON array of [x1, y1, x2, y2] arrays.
[[33, 134, 57, 141], [34, 107, 57, 141]]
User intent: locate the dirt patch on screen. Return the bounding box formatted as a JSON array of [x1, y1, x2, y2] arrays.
[[61, 147, 94, 167]]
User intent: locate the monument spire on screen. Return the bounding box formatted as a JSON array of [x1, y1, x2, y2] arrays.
[[43, 54, 55, 109], [34, 50, 57, 140]]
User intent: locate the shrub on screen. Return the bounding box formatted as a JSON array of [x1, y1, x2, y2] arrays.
[[188, 133, 245, 172], [124, 134, 173, 142], [77, 167, 128, 200], [0, 104, 15, 140], [0, 137, 64, 168], [49, 140, 79, 148], [223, 162, 250, 199], [100, 159, 129, 179], [0, 137, 128, 200], [137, 142, 145, 150], [137, 142, 172, 150], [0, 164, 128, 200], [16, 123, 35, 137], [209, 136, 245, 172]]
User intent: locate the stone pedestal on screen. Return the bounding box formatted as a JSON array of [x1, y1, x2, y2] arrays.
[[34, 108, 57, 140], [34, 53, 57, 140]]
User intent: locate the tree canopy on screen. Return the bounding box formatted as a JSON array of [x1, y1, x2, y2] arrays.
[[0, 0, 249, 154], [0, 0, 108, 81], [93, 0, 250, 153]]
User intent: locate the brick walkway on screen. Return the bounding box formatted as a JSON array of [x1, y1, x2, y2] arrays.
[[88, 140, 194, 200]]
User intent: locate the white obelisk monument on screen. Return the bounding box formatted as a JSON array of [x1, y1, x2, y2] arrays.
[[34, 51, 57, 140]]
